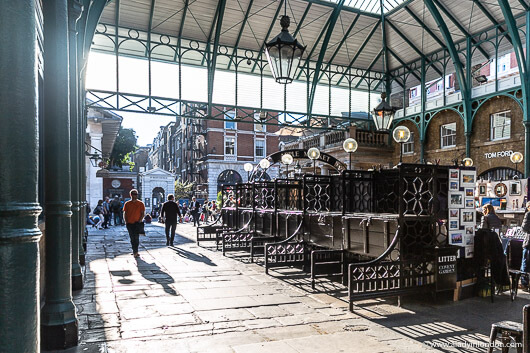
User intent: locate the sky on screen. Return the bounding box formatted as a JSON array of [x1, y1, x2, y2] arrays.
[[86, 52, 379, 146]]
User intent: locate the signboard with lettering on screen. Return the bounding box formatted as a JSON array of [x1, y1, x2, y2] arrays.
[[435, 247, 458, 292], [484, 150, 513, 159]]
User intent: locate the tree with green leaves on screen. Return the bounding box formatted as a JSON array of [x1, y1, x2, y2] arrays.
[[110, 127, 137, 167], [174, 179, 194, 200]]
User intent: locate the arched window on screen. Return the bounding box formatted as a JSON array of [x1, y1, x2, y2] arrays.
[[479, 167, 523, 181], [217, 169, 242, 192]]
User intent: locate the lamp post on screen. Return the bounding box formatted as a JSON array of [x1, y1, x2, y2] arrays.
[[294, 160, 302, 178], [511, 152, 524, 178], [462, 157, 474, 167], [392, 126, 411, 164], [342, 138, 358, 170], [244, 162, 253, 181], [307, 147, 320, 175], [372, 92, 396, 131], [264, 0, 306, 84], [281, 153, 293, 178]]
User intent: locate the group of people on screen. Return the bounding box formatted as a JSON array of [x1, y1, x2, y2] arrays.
[[155, 197, 218, 227], [480, 202, 530, 290], [87, 196, 124, 230]]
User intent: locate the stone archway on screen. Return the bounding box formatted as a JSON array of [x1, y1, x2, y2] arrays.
[[217, 169, 243, 193], [152, 187, 165, 211]]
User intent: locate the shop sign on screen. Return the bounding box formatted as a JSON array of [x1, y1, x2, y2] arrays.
[[484, 150, 513, 159]]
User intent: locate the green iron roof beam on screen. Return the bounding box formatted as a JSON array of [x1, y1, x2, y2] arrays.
[[307, 0, 346, 116], [472, 0, 511, 45], [227, 0, 255, 70], [296, 14, 333, 80], [83, 0, 109, 68], [386, 20, 443, 76], [517, 0, 529, 10], [207, 0, 227, 115], [432, 0, 489, 60], [380, 0, 389, 97], [424, 0, 470, 112], [388, 48, 421, 82], [384, 0, 414, 16], [146, 0, 156, 57], [251, 0, 285, 73], [403, 6, 445, 49], [301, 0, 380, 18], [336, 19, 380, 85], [77, 0, 91, 67], [354, 49, 383, 88], [201, 0, 222, 66], [173, 0, 189, 61], [318, 12, 360, 81], [293, 2, 312, 37]]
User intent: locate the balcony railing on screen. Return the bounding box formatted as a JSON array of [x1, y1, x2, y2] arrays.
[[285, 129, 389, 151]]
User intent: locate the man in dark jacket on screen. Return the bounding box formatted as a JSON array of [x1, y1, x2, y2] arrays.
[[161, 194, 182, 246], [190, 196, 201, 227], [520, 201, 530, 287]]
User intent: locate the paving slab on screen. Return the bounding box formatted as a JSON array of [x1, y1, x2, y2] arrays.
[[72, 222, 530, 353]]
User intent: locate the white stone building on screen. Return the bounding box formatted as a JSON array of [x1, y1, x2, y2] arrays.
[[139, 167, 175, 214]]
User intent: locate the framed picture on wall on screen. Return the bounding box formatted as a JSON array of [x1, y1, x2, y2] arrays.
[[465, 198, 475, 209], [465, 226, 475, 236], [461, 171, 476, 187], [450, 181, 459, 191], [449, 231, 463, 245], [460, 210, 475, 225], [449, 209, 459, 219], [449, 192, 464, 208], [478, 184, 487, 196], [449, 219, 459, 230], [465, 246, 474, 258], [465, 188, 474, 197], [509, 181, 521, 196], [449, 169, 459, 181]]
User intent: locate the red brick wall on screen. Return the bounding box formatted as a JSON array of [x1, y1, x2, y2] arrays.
[[103, 177, 135, 199]]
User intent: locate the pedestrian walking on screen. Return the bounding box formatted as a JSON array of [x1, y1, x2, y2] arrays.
[[110, 196, 122, 226], [202, 200, 209, 223], [93, 200, 104, 230], [190, 197, 201, 227], [520, 201, 530, 289], [161, 194, 182, 246], [102, 196, 111, 228], [123, 189, 145, 258]]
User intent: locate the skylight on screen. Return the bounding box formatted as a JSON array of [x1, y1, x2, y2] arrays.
[[323, 0, 407, 14]]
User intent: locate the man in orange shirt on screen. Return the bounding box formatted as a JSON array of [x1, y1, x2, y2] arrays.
[[123, 189, 145, 257]]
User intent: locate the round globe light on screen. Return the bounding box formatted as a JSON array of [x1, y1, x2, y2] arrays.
[[281, 153, 294, 165], [343, 138, 358, 153], [307, 147, 320, 160], [244, 162, 254, 172], [392, 126, 411, 143], [462, 157, 474, 167], [511, 152, 524, 164], [259, 158, 271, 169]]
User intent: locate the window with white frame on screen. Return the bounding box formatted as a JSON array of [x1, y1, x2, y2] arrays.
[[255, 139, 265, 158], [254, 113, 266, 132], [410, 88, 417, 98], [225, 137, 235, 155], [490, 111, 511, 141], [225, 110, 236, 130], [402, 132, 414, 154], [440, 123, 456, 148]]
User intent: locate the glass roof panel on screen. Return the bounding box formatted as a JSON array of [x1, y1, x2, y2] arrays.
[[322, 0, 407, 14]]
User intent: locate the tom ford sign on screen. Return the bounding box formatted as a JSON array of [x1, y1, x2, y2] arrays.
[[484, 150, 513, 159]]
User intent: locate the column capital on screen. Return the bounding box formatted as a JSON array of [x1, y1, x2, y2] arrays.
[[68, 0, 83, 32]]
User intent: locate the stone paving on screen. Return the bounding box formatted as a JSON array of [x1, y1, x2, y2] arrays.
[[64, 222, 530, 353]]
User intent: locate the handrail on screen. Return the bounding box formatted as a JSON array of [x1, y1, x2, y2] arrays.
[[349, 226, 401, 267], [223, 211, 254, 235]]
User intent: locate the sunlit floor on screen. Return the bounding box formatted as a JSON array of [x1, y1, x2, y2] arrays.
[[64, 223, 530, 353]]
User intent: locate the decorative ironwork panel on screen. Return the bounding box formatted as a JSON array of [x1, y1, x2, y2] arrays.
[[400, 165, 435, 217], [304, 175, 331, 213], [253, 182, 275, 210], [374, 170, 400, 214], [342, 171, 374, 213], [236, 184, 253, 209], [276, 179, 302, 211], [265, 242, 305, 265]]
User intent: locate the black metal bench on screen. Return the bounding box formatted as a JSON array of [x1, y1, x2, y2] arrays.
[[196, 214, 227, 246]]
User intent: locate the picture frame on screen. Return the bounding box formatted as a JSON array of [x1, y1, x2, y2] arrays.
[[465, 198, 475, 209], [478, 183, 487, 196], [449, 209, 459, 219], [449, 181, 459, 191], [460, 209, 476, 225], [509, 181, 521, 196], [449, 192, 464, 208], [461, 171, 476, 187], [465, 246, 474, 259], [449, 169, 459, 181], [494, 182, 508, 197], [449, 230, 464, 245], [465, 225, 474, 235], [465, 234, 474, 246], [449, 219, 459, 230], [465, 188, 474, 197]]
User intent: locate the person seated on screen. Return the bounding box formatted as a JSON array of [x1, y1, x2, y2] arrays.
[[144, 213, 152, 224], [480, 204, 502, 230]]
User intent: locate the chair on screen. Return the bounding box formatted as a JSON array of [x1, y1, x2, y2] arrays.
[[487, 304, 529, 353]]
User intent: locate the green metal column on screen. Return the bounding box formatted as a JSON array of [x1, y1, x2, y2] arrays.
[[41, 0, 78, 349], [0, 1, 43, 351], [420, 58, 426, 163], [69, 0, 84, 291]]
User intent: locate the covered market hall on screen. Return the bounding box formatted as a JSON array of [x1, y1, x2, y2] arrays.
[[2, 0, 530, 351]]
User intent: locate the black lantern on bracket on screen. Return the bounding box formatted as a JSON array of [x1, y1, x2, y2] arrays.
[[372, 92, 395, 131], [265, 10, 306, 84]]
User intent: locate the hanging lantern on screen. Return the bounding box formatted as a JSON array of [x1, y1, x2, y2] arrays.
[[265, 15, 306, 84], [373, 92, 395, 131], [462, 158, 474, 167]]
